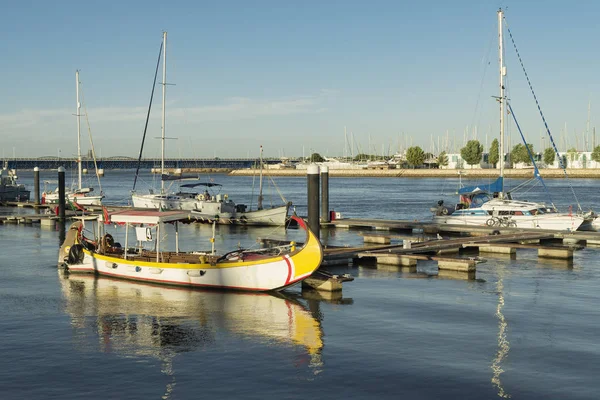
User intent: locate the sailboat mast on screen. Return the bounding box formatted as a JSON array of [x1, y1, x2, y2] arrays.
[[498, 8, 505, 197], [76, 70, 82, 190], [258, 145, 264, 210], [586, 98, 591, 151], [161, 31, 167, 194]]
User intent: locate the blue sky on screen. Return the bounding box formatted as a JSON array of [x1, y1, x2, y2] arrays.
[[1, 0, 598, 159]]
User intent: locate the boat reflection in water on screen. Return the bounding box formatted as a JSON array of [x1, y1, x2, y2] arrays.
[[59, 271, 327, 390]]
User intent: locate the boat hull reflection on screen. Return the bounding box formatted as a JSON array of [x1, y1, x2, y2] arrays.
[[59, 272, 324, 369]]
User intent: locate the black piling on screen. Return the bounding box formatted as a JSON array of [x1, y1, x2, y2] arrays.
[[320, 165, 330, 223], [33, 167, 40, 206], [58, 166, 66, 222], [307, 164, 320, 239]]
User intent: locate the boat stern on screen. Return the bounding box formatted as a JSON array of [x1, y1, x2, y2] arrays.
[[58, 221, 83, 266]]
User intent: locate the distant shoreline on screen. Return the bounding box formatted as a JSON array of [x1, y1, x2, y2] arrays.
[[27, 167, 600, 179], [154, 168, 600, 179], [223, 168, 600, 179]]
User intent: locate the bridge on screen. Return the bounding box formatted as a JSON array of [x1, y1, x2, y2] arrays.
[[3, 157, 297, 170]]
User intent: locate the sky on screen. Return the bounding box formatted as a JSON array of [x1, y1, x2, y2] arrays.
[[1, 0, 599, 159]]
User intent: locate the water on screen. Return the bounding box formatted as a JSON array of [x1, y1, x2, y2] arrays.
[[1, 170, 599, 399]]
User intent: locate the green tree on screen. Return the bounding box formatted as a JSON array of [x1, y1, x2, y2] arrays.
[[460, 140, 483, 167], [308, 153, 325, 163], [591, 145, 600, 163], [488, 139, 499, 167], [406, 146, 425, 168], [543, 147, 555, 166], [437, 151, 448, 168], [567, 147, 578, 167], [353, 153, 370, 162], [510, 143, 534, 165]]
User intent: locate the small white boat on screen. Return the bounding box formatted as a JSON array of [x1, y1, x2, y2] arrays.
[[43, 186, 104, 206], [59, 211, 323, 291]]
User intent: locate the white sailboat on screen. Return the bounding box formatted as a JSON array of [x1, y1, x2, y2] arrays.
[[43, 70, 104, 206], [431, 8, 584, 231], [132, 33, 289, 226], [190, 145, 291, 225]]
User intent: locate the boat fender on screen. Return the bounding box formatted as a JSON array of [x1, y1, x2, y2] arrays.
[[102, 233, 114, 248], [441, 207, 449, 215], [68, 244, 85, 264]]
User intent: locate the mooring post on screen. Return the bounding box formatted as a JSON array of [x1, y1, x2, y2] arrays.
[[320, 165, 330, 223], [33, 167, 40, 206], [307, 164, 320, 239], [58, 166, 66, 222]]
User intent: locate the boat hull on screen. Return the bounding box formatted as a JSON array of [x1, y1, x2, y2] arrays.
[[433, 214, 584, 231], [191, 205, 289, 226], [66, 252, 313, 291], [44, 192, 104, 206], [0, 186, 30, 202]]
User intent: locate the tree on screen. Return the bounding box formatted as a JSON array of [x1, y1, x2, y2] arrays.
[[406, 146, 425, 168], [353, 153, 371, 162], [488, 139, 499, 167], [543, 147, 555, 166], [510, 143, 534, 166], [308, 153, 325, 163], [460, 140, 483, 168], [591, 145, 600, 163], [437, 151, 448, 168], [567, 147, 578, 167]]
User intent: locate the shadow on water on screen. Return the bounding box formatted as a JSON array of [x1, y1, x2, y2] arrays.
[[535, 258, 575, 270], [58, 271, 352, 398]]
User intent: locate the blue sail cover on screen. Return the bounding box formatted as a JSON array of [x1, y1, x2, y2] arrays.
[[458, 177, 503, 195]]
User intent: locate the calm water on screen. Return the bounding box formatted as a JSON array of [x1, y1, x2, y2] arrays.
[[1, 170, 599, 399]]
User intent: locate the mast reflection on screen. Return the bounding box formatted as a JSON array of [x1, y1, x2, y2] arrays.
[[491, 273, 511, 398]]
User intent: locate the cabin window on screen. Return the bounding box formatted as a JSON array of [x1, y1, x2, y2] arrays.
[[514, 211, 523, 215]]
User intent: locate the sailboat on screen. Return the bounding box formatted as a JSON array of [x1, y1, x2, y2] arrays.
[[431, 8, 584, 231], [131, 33, 290, 226], [189, 146, 291, 225], [43, 70, 104, 206]]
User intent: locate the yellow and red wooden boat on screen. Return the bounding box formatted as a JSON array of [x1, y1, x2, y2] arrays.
[[59, 210, 322, 291]]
